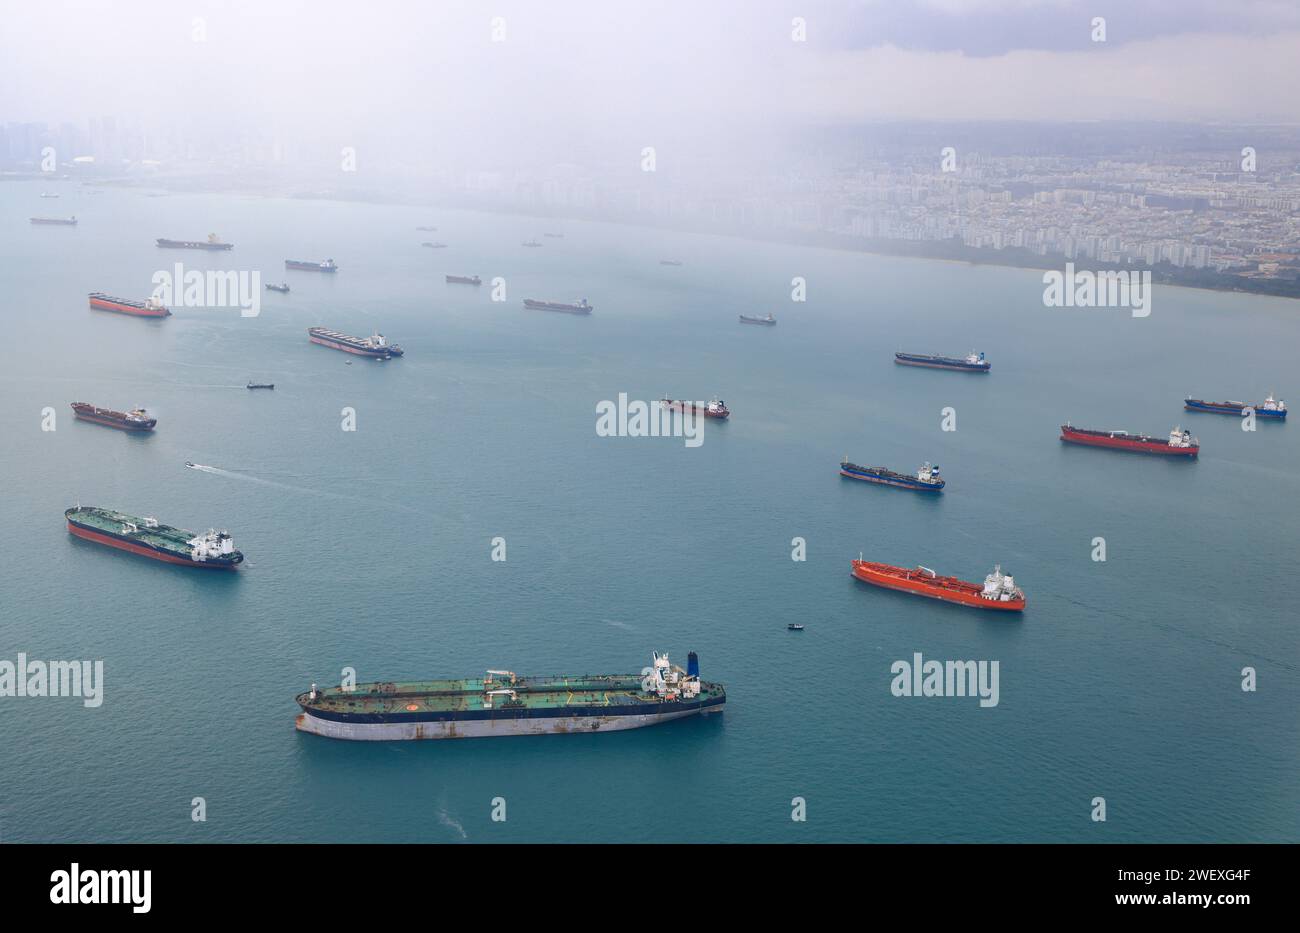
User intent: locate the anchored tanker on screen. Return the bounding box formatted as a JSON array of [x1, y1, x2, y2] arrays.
[[895, 351, 990, 372], [1184, 394, 1286, 420], [852, 559, 1025, 612], [295, 651, 725, 741], [71, 402, 156, 432], [156, 233, 233, 250], [1060, 424, 1199, 457], [286, 258, 338, 272], [65, 506, 243, 568], [523, 297, 592, 314]]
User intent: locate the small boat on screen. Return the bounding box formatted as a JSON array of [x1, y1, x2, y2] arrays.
[[787, 624, 805, 631], [40, 192, 60, 198], [522, 240, 543, 248], [247, 382, 274, 390], [740, 313, 776, 326], [421, 242, 448, 248], [185, 461, 196, 468], [265, 283, 290, 293], [544, 232, 565, 239]]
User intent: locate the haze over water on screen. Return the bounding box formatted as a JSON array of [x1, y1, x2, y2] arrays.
[[0, 181, 1296, 842]]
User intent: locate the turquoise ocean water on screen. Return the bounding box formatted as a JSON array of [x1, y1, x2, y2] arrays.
[[1, 180, 1297, 842]]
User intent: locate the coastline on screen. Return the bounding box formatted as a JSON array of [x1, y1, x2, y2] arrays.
[[74, 173, 1300, 303]]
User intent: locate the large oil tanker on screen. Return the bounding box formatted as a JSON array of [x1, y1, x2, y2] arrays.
[[88, 292, 171, 318], [156, 234, 233, 250], [852, 558, 1025, 611], [308, 327, 403, 358], [295, 651, 725, 741], [286, 258, 338, 272], [65, 506, 242, 568], [31, 216, 77, 225], [840, 460, 944, 492], [523, 297, 592, 314], [661, 397, 730, 419], [739, 313, 776, 326], [71, 402, 156, 432], [446, 274, 481, 285], [895, 351, 989, 372], [1184, 394, 1286, 420], [1060, 424, 1198, 457]]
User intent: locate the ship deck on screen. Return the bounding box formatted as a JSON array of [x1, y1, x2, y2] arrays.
[[302, 676, 726, 714], [66, 507, 195, 550]]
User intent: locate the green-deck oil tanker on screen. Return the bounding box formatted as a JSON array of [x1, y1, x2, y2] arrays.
[[65, 506, 243, 568], [295, 651, 725, 740]]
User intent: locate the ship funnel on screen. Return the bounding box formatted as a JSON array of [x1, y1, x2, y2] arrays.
[[687, 652, 699, 678]]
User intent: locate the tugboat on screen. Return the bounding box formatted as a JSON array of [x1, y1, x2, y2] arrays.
[[660, 397, 730, 419], [1060, 424, 1199, 457], [852, 557, 1025, 612], [1184, 393, 1286, 420], [265, 283, 290, 293], [894, 351, 990, 372], [787, 624, 805, 631], [739, 313, 776, 326], [840, 460, 945, 492]]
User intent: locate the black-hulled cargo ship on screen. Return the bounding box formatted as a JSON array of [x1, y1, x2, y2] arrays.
[[71, 402, 156, 432], [895, 351, 990, 372], [308, 327, 403, 358], [156, 234, 233, 250]]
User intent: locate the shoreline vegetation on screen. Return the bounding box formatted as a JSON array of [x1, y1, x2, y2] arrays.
[[55, 173, 1300, 303]]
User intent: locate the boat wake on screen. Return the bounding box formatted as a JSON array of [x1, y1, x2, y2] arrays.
[[184, 462, 420, 514]]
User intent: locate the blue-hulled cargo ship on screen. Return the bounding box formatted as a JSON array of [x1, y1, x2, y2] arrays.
[[895, 351, 989, 372], [840, 460, 945, 492], [1184, 394, 1286, 420]]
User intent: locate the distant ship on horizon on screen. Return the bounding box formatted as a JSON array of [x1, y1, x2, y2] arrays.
[[286, 258, 338, 272], [157, 233, 233, 250]]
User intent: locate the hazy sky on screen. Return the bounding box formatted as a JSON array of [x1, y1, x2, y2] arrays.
[[2, 0, 1298, 138]]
